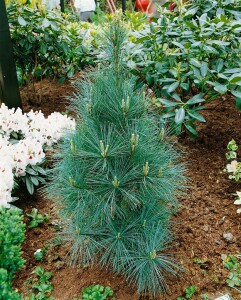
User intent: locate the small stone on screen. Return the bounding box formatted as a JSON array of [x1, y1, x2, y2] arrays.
[[223, 233, 236, 243], [54, 260, 64, 270], [204, 225, 210, 232], [215, 295, 231, 300]]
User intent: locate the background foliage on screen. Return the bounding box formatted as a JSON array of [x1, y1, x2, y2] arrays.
[[126, 0, 241, 136]]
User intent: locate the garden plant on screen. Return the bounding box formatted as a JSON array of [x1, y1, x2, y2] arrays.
[[0, 103, 75, 207], [46, 21, 186, 296], [126, 0, 241, 136], [0, 207, 25, 300]]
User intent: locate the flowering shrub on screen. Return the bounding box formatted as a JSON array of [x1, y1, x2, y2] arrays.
[[226, 139, 241, 213], [0, 104, 75, 207]]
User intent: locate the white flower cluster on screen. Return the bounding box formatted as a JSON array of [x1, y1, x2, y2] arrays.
[[226, 160, 239, 177], [0, 104, 75, 208]]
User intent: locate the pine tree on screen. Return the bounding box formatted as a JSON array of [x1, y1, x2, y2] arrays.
[[47, 20, 186, 296]]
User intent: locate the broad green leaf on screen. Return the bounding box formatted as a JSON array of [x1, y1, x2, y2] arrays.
[[215, 59, 224, 73], [159, 99, 178, 107], [231, 90, 241, 98], [26, 168, 38, 176], [18, 16, 27, 26], [236, 97, 241, 111], [42, 18, 51, 28], [172, 93, 182, 102], [184, 123, 198, 137], [224, 68, 241, 74], [200, 62, 208, 77], [199, 13, 208, 27], [187, 110, 206, 122], [175, 107, 185, 124], [185, 7, 199, 17], [186, 94, 205, 105], [193, 68, 202, 80], [30, 176, 39, 186], [211, 40, 230, 46], [167, 81, 179, 93], [26, 177, 34, 195], [190, 58, 201, 68], [229, 73, 241, 85], [180, 83, 190, 91], [161, 112, 176, 119], [214, 84, 228, 94]]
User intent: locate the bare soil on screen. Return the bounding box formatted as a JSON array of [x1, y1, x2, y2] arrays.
[[13, 79, 241, 300]]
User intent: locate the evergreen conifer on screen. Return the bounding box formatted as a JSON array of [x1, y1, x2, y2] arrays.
[[47, 21, 186, 296]]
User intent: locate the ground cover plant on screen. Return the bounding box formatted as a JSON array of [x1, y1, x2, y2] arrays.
[[126, 0, 241, 136], [46, 20, 186, 296], [0, 207, 25, 300]]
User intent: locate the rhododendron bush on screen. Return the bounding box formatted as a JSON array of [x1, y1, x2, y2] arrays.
[[0, 104, 75, 208]]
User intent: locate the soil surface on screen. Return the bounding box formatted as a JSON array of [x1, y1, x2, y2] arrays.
[[13, 79, 241, 300]]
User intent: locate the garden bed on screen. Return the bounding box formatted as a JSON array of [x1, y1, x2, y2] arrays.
[[13, 79, 241, 300]]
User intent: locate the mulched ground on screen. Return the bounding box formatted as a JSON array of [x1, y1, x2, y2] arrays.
[[13, 78, 241, 300]]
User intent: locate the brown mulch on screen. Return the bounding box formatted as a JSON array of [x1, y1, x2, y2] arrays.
[[13, 80, 241, 300]]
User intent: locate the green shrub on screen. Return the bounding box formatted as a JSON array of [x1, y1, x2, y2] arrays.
[[127, 0, 241, 136], [0, 207, 25, 299], [7, 4, 94, 88], [0, 268, 21, 300], [46, 21, 185, 296]]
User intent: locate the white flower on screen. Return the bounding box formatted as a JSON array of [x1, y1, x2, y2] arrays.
[[234, 199, 241, 205], [34, 249, 42, 254], [226, 160, 238, 173], [0, 103, 76, 207]]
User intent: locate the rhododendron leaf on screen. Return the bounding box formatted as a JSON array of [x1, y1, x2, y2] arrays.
[[187, 111, 206, 122], [175, 107, 185, 124], [26, 177, 34, 195], [30, 176, 39, 186], [235, 97, 241, 111], [26, 168, 38, 176]]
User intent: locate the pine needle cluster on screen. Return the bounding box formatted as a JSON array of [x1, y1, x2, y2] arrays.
[[46, 20, 186, 296]]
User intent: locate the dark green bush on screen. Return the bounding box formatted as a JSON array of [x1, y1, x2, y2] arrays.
[[7, 4, 94, 86], [127, 0, 241, 136], [0, 268, 21, 300], [0, 207, 25, 299], [46, 21, 186, 296]]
